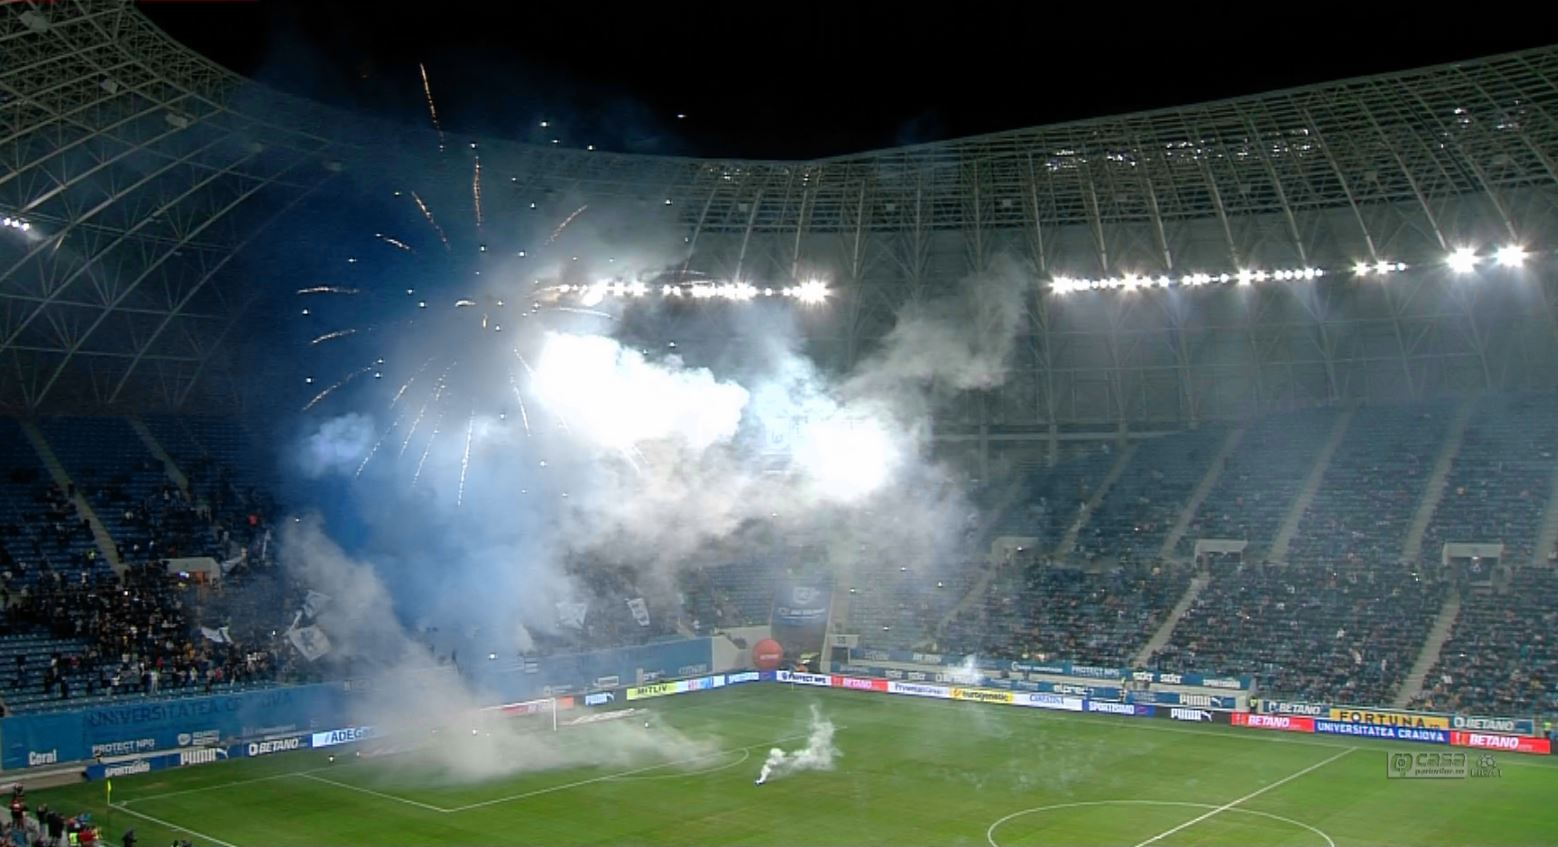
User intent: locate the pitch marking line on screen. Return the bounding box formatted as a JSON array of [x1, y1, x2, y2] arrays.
[[262, 727, 827, 815], [986, 800, 1336, 847], [606, 747, 752, 781], [1129, 746, 1354, 847], [446, 727, 828, 812], [295, 772, 454, 812], [121, 765, 334, 805], [112, 802, 242, 847]]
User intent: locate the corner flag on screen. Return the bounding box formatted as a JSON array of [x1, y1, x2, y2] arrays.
[[106, 779, 112, 805]]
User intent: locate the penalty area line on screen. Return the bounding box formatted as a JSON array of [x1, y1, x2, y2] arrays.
[[111, 802, 241, 847], [294, 772, 455, 812]]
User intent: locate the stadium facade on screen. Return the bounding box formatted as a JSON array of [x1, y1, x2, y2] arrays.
[[4, 1, 1557, 470]]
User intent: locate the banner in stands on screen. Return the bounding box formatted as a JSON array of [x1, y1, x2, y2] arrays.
[[887, 681, 952, 699], [775, 670, 832, 687], [1085, 701, 1153, 717], [1015, 693, 1084, 712], [771, 582, 831, 655], [1315, 720, 1448, 744], [839, 663, 1122, 700], [471, 638, 714, 704], [1254, 699, 1328, 717], [1450, 731, 1552, 755], [84, 746, 232, 781], [1327, 707, 1451, 730], [1131, 692, 1239, 709], [830, 675, 888, 692], [1157, 707, 1231, 724], [1451, 714, 1537, 736], [950, 687, 1014, 705], [850, 651, 1251, 689], [0, 682, 355, 770], [1232, 713, 1316, 733]]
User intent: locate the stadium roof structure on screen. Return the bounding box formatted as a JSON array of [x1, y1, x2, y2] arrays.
[[3, 2, 1557, 439]]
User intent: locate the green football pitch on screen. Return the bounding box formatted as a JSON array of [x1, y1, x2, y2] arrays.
[[31, 684, 1558, 846]]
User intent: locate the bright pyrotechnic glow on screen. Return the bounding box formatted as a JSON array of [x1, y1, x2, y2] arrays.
[[530, 332, 748, 453], [1495, 244, 1527, 268], [792, 412, 900, 503]]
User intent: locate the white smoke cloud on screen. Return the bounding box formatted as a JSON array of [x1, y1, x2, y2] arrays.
[[297, 412, 375, 478], [755, 704, 837, 785], [531, 331, 749, 453]]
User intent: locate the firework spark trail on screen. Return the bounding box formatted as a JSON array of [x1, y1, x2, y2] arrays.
[[418, 62, 444, 150], [550, 307, 615, 319], [310, 328, 359, 345], [410, 191, 450, 251], [355, 409, 407, 479], [297, 286, 360, 295], [546, 204, 588, 245], [472, 154, 483, 229], [391, 358, 436, 408], [457, 409, 475, 507], [514, 349, 572, 435], [507, 368, 532, 437], [410, 410, 445, 490], [376, 234, 414, 252], [399, 374, 448, 456], [302, 365, 374, 412]]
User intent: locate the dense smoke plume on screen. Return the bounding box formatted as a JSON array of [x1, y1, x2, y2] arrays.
[[273, 169, 1034, 778], [755, 704, 837, 784]]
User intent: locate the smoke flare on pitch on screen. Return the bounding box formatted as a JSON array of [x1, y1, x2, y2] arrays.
[[755, 705, 837, 785]]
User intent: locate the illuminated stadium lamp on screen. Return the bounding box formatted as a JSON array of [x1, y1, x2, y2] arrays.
[[1495, 244, 1527, 268], [1353, 261, 1371, 276], [1447, 247, 1478, 273], [793, 279, 829, 305], [1374, 260, 1393, 275], [1236, 269, 1254, 286]]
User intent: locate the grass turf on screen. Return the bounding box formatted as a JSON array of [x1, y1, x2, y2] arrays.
[[30, 684, 1558, 846]]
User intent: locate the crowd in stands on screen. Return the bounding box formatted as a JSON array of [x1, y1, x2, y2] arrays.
[[1151, 559, 1446, 705], [986, 444, 1117, 547], [934, 561, 1187, 666], [1285, 403, 1450, 566], [5, 397, 1558, 727], [1078, 426, 1226, 563], [1422, 395, 1558, 565], [1179, 407, 1339, 557], [0, 559, 285, 714], [1414, 566, 1558, 717]]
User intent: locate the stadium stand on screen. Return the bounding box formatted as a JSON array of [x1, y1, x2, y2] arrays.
[[1285, 402, 1453, 566], [1149, 559, 1446, 705], [1421, 395, 1558, 566], [1179, 408, 1341, 558], [986, 445, 1118, 547], [936, 563, 1188, 666], [0, 419, 102, 591], [1077, 426, 1228, 563], [1413, 566, 1558, 718]]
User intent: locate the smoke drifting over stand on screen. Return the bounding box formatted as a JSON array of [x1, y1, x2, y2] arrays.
[[272, 134, 1036, 766]]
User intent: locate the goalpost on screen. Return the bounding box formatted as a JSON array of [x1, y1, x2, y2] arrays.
[[479, 696, 559, 733]]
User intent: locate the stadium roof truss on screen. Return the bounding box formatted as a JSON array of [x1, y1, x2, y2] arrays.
[[3, 1, 1557, 427]]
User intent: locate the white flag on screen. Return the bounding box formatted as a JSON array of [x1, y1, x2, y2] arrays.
[[627, 597, 650, 628], [302, 590, 332, 619], [199, 626, 230, 644], [288, 625, 332, 661], [556, 601, 588, 630]]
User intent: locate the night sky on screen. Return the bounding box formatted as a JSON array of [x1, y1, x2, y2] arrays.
[[140, 1, 1553, 160]]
